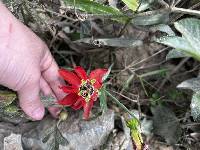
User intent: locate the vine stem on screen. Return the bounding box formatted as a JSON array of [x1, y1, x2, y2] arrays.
[[105, 90, 139, 122], [172, 7, 200, 17]]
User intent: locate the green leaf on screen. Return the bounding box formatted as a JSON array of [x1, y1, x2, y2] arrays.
[[42, 125, 56, 144], [56, 129, 68, 146], [42, 123, 68, 149], [156, 36, 192, 52], [166, 49, 189, 60], [156, 18, 200, 61], [156, 36, 200, 61], [132, 9, 169, 26], [138, 0, 155, 12], [3, 105, 20, 117], [174, 18, 200, 54], [150, 24, 175, 36], [177, 77, 200, 92], [99, 86, 108, 113], [0, 91, 16, 108], [121, 0, 139, 11], [42, 132, 52, 143], [191, 92, 200, 121], [127, 118, 143, 150], [63, 0, 128, 23], [75, 38, 143, 48]]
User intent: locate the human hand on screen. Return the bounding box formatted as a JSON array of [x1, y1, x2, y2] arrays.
[[0, 2, 65, 120]]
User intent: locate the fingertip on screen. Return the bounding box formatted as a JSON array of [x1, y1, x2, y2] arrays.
[[20, 101, 45, 120], [31, 106, 45, 120], [18, 82, 45, 120]]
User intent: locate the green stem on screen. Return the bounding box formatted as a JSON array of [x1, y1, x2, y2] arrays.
[[105, 90, 139, 122]]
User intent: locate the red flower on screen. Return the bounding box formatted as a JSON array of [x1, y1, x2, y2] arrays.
[[58, 66, 108, 120]]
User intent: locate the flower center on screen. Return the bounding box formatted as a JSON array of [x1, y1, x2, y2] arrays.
[[78, 79, 96, 102]]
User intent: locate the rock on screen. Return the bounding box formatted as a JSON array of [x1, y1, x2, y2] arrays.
[[22, 116, 57, 150], [0, 109, 115, 150], [152, 105, 182, 144], [0, 134, 5, 150], [58, 109, 115, 150], [22, 109, 115, 150], [0, 122, 20, 150], [0, 114, 28, 125], [4, 133, 23, 150], [102, 116, 133, 150]]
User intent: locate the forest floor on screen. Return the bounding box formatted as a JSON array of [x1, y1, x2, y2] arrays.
[[1, 0, 200, 150]]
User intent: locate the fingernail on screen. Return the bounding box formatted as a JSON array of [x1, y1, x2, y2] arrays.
[[32, 107, 44, 120]]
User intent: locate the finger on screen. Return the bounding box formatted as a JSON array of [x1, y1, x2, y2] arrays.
[[40, 77, 61, 118], [18, 79, 45, 120], [41, 55, 66, 100], [40, 77, 53, 96], [48, 107, 61, 118]]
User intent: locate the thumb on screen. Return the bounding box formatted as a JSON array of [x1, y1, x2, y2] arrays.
[[18, 79, 45, 120]]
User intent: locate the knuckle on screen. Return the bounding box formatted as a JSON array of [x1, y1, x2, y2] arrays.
[[40, 50, 53, 72]]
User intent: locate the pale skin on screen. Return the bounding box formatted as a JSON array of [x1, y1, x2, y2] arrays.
[[0, 2, 65, 120]]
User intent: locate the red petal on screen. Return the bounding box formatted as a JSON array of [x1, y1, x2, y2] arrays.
[[91, 92, 98, 101], [83, 100, 94, 120], [72, 97, 84, 110], [89, 69, 108, 83], [93, 80, 102, 89], [74, 66, 88, 80], [59, 85, 78, 93], [83, 94, 97, 120], [59, 69, 81, 86], [57, 93, 78, 106]]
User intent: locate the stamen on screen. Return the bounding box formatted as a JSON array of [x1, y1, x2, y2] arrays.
[[78, 80, 95, 102], [90, 79, 96, 85]]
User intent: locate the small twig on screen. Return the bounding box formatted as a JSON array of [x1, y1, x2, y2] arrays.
[[175, 0, 182, 6], [117, 18, 132, 37], [58, 50, 78, 55], [110, 90, 138, 103], [131, 47, 169, 67], [132, 60, 167, 72], [136, 94, 142, 120], [137, 74, 159, 90], [36, 8, 77, 21], [170, 2, 200, 22], [90, 21, 105, 35], [158, 57, 190, 90], [139, 77, 149, 96], [109, 47, 169, 84], [85, 48, 110, 53], [158, 0, 169, 8], [173, 64, 200, 77], [172, 7, 200, 17], [170, 0, 176, 7], [70, 55, 76, 68]]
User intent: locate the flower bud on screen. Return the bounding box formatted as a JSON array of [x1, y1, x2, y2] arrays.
[[59, 111, 68, 121]]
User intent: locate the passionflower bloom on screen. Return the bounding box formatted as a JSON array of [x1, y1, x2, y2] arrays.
[[58, 66, 108, 120]]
